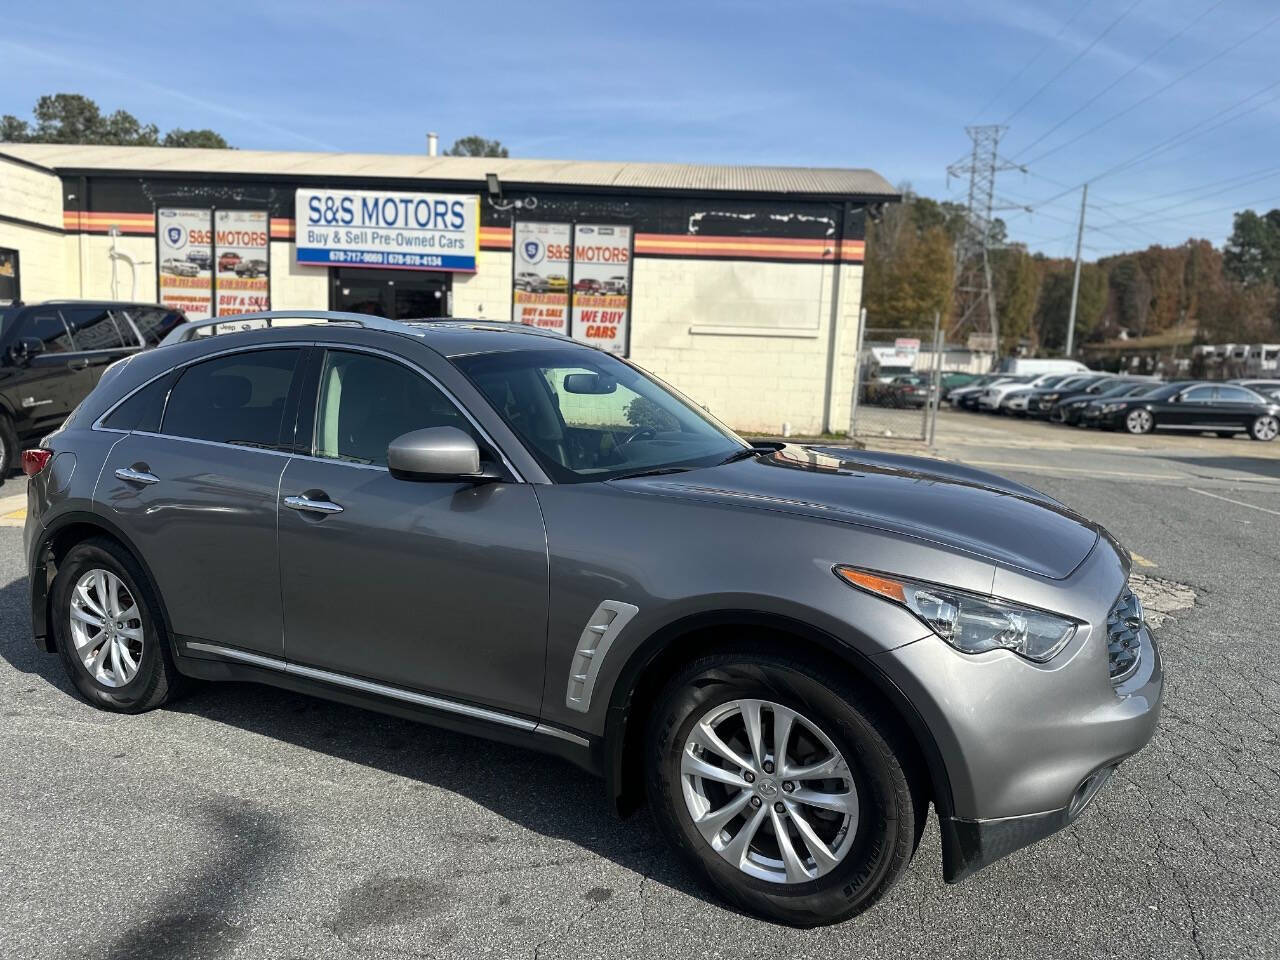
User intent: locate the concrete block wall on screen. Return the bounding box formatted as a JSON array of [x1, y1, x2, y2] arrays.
[[0, 157, 65, 302], [630, 257, 863, 436], [269, 241, 327, 310], [451, 250, 512, 322]]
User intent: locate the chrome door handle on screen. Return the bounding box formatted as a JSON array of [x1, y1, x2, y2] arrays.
[[284, 495, 344, 515], [115, 467, 159, 485]]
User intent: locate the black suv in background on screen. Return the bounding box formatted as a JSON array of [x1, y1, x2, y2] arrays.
[[0, 301, 185, 477]]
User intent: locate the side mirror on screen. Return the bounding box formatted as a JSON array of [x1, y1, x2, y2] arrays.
[[9, 337, 45, 365], [387, 426, 494, 481]]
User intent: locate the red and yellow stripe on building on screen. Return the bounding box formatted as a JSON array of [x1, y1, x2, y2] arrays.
[[62, 214, 864, 264]]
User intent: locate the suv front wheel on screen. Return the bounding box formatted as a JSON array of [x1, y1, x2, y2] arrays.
[[645, 652, 923, 926]]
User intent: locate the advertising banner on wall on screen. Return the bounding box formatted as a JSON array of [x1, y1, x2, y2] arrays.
[[157, 208, 213, 321], [570, 224, 632, 355], [295, 188, 478, 272], [214, 209, 270, 316], [512, 222, 571, 334]]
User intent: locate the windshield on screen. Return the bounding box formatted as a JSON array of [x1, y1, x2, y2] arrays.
[[453, 346, 747, 483]]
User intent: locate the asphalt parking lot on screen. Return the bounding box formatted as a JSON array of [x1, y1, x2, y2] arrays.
[[1, 416, 1278, 959]]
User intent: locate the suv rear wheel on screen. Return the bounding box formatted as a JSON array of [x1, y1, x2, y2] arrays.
[[645, 652, 922, 926], [51, 537, 182, 712]]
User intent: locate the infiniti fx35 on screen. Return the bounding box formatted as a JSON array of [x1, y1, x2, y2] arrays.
[[23, 312, 1162, 926]]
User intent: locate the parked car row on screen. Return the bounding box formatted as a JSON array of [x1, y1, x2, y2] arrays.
[[949, 369, 1280, 441]]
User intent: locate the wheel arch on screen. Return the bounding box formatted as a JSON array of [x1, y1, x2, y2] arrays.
[[602, 609, 955, 823], [32, 511, 176, 655]]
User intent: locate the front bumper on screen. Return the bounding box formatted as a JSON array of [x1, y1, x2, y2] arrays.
[[875, 544, 1163, 881]]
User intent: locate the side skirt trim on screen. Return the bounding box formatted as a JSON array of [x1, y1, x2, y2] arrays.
[[185, 641, 588, 747]]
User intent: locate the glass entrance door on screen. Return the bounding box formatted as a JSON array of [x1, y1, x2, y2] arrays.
[[330, 268, 451, 319]]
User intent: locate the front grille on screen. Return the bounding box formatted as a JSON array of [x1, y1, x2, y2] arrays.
[[1106, 589, 1144, 683]]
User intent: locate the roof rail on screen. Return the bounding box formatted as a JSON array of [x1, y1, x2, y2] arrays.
[[157, 310, 413, 346]]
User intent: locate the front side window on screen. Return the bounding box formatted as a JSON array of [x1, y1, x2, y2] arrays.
[[454, 346, 745, 482], [1181, 386, 1215, 403], [313, 350, 470, 467], [162, 348, 300, 448], [20, 312, 74, 354]]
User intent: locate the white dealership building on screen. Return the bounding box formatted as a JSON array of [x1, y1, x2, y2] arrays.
[[0, 143, 896, 434]]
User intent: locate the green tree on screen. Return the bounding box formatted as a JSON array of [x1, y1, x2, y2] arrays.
[[0, 93, 230, 148], [1223, 209, 1280, 288], [162, 128, 230, 148], [1037, 264, 1105, 352], [863, 187, 955, 329], [992, 246, 1040, 351], [444, 135, 509, 158]]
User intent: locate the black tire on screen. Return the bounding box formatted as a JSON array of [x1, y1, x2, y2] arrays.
[[51, 537, 183, 713], [0, 412, 18, 480], [645, 652, 923, 927]]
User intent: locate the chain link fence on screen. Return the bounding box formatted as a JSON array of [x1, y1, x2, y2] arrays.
[[848, 316, 943, 442]]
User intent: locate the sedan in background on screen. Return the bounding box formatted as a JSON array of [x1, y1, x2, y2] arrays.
[[1231, 378, 1280, 401], [977, 373, 1064, 413], [1052, 379, 1160, 425], [1094, 381, 1279, 440], [1024, 374, 1112, 418]]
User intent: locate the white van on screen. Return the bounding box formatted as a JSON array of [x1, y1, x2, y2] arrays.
[[996, 358, 1090, 376]]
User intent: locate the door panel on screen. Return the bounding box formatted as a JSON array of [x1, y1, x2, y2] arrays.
[[5, 310, 80, 437], [96, 433, 290, 656], [277, 459, 548, 715], [277, 346, 548, 715]]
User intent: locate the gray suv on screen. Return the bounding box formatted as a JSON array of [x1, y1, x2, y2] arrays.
[[23, 312, 1162, 926]]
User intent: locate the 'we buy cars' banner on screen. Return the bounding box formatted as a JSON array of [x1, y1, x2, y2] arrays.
[[157, 208, 213, 321], [570, 224, 632, 356], [214, 210, 270, 316], [512, 222, 570, 334]]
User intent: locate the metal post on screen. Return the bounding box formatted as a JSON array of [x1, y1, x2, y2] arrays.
[[927, 312, 943, 446], [1066, 183, 1088, 357], [848, 307, 868, 437]]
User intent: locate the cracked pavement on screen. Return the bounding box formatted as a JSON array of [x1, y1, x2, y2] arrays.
[[1, 436, 1278, 958]]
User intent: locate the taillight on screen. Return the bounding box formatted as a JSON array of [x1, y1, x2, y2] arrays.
[[21, 449, 53, 477]]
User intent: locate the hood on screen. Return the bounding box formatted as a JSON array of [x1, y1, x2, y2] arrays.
[[615, 445, 1100, 580]]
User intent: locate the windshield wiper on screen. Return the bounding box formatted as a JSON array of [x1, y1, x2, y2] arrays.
[[717, 447, 763, 465], [609, 466, 693, 481]]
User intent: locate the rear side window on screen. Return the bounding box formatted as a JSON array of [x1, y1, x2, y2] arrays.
[[127, 307, 184, 346], [61, 306, 136, 350], [1217, 386, 1260, 403], [101, 373, 174, 432], [162, 349, 300, 448]]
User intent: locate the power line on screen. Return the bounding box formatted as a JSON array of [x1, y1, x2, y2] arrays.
[[1000, 0, 1147, 125], [968, 0, 1098, 121], [1023, 7, 1280, 166], [1010, 0, 1227, 159]]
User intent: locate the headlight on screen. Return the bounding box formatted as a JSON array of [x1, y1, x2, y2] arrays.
[[1100, 402, 1127, 413], [834, 566, 1077, 662], [1041, 393, 1060, 404]]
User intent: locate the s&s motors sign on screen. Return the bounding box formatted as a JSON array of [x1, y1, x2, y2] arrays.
[[295, 188, 478, 272]]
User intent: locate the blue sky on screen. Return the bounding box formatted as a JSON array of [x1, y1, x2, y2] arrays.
[[5, 0, 1280, 260]]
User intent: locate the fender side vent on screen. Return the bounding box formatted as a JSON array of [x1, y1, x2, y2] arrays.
[[565, 600, 639, 713]]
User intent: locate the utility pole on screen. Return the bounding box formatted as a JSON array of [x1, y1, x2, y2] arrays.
[[947, 126, 1026, 357], [1065, 183, 1088, 357]]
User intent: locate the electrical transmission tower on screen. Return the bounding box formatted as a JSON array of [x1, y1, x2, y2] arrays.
[[947, 125, 1025, 349]]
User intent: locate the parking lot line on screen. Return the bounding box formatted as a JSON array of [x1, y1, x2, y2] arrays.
[[962, 459, 1182, 481], [1188, 487, 1280, 517]]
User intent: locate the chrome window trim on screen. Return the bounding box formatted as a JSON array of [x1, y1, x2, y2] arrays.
[[184, 641, 588, 747], [91, 339, 525, 482]]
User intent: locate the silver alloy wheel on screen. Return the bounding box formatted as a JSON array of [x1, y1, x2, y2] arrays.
[[1253, 416, 1279, 441], [1126, 409, 1153, 434], [680, 699, 858, 884], [68, 569, 144, 687]]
